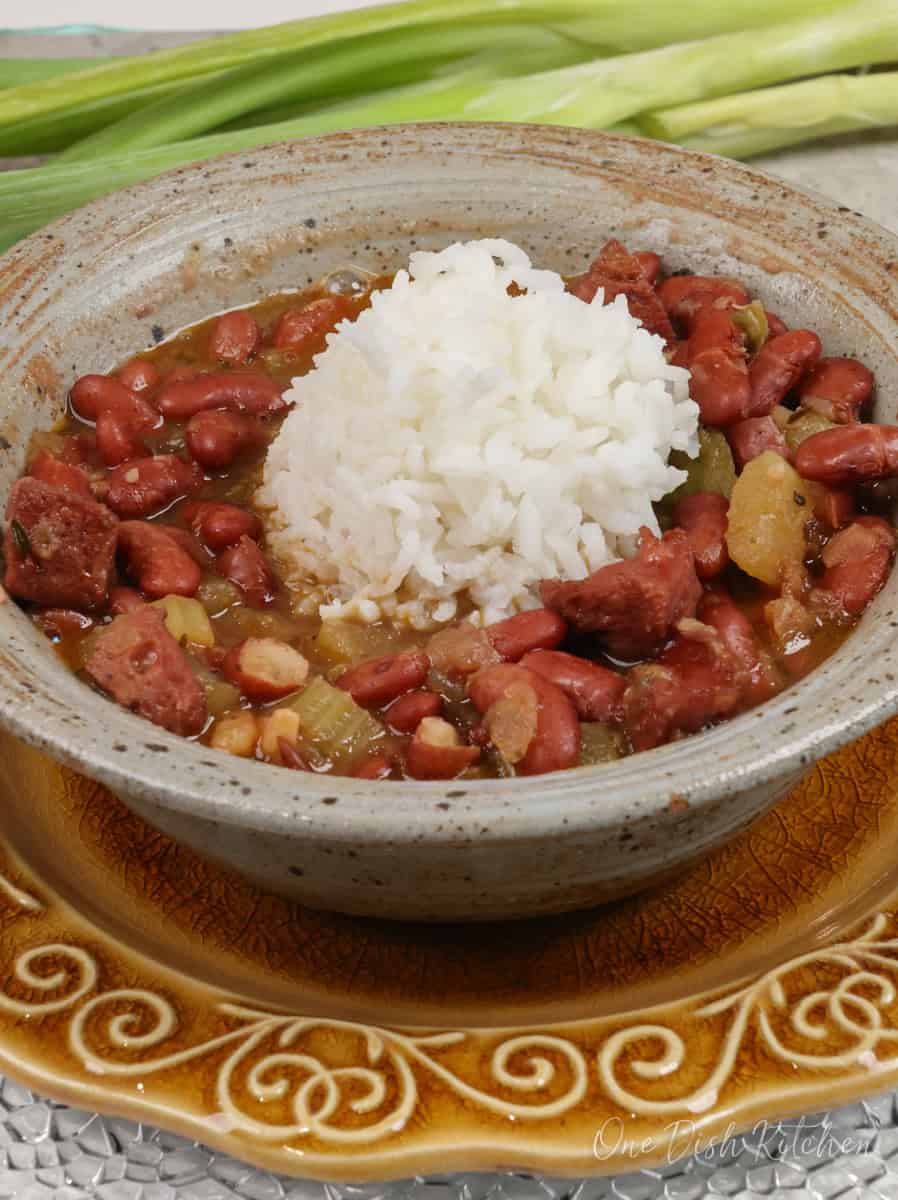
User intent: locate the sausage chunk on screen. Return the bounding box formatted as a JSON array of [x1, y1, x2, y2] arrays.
[[4, 477, 117, 609], [540, 527, 702, 659], [568, 240, 674, 342], [85, 606, 207, 736]]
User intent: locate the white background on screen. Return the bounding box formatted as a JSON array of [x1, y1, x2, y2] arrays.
[[2, 0, 374, 30]]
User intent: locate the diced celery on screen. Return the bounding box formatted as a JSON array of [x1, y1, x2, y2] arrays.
[[668, 429, 737, 502], [151, 595, 215, 647], [287, 676, 383, 766], [784, 409, 835, 455], [196, 576, 242, 616]]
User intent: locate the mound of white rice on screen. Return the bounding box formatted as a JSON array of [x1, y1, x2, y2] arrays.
[[257, 239, 698, 628]]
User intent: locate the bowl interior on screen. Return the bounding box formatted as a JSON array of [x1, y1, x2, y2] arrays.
[[1, 123, 898, 845]]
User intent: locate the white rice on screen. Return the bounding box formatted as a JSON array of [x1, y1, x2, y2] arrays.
[[257, 239, 698, 629]]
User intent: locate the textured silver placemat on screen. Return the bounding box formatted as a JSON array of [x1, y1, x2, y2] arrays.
[[4, 28, 898, 1198]]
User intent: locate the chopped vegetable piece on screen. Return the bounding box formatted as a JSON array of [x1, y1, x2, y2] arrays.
[[210, 711, 259, 757], [195, 575, 242, 615], [260, 707, 302, 760], [287, 676, 383, 766], [731, 301, 768, 355], [668, 428, 736, 502], [578, 722, 627, 765], [784, 408, 836, 455], [150, 594, 215, 647], [726, 451, 810, 585]]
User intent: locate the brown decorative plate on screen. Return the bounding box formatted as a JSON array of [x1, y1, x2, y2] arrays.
[[3, 723, 898, 1181]]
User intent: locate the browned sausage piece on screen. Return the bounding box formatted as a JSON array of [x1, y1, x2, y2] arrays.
[[797, 357, 873, 424], [272, 297, 351, 350], [85, 607, 207, 736], [337, 651, 430, 708], [567, 239, 674, 341], [726, 416, 789, 472], [155, 372, 287, 420], [656, 275, 749, 335], [540, 527, 702, 659], [671, 492, 730, 580], [27, 449, 93, 499], [519, 649, 625, 721], [814, 516, 896, 616], [106, 456, 203, 519], [209, 310, 262, 364], [486, 609, 567, 661], [3, 477, 117, 610], [118, 522, 202, 599], [468, 663, 580, 775], [216, 535, 277, 607], [185, 409, 263, 470], [746, 329, 822, 418], [181, 500, 262, 551], [795, 424, 898, 484]]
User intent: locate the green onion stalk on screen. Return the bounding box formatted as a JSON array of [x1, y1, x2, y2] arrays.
[[0, 0, 854, 138], [58, 23, 595, 161], [645, 71, 898, 159]]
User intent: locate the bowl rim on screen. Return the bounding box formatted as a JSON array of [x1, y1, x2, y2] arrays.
[[2, 119, 898, 844]]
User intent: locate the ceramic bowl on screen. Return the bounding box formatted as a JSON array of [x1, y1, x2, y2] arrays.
[[1, 123, 898, 922]]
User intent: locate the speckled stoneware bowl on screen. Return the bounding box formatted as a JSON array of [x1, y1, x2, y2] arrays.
[[1, 124, 898, 922]]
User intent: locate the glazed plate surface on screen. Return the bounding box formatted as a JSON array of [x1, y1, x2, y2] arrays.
[[3, 722, 898, 1180]]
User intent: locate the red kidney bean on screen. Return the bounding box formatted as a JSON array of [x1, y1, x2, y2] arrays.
[[209, 310, 262, 364], [185, 409, 263, 470], [156, 372, 286, 419], [181, 500, 262, 551], [672, 492, 730, 580], [633, 250, 662, 285], [405, 719, 480, 780], [697, 588, 781, 706], [797, 356, 874, 424], [278, 738, 310, 771], [216, 535, 277, 607], [115, 359, 160, 394], [486, 609, 567, 661], [795, 424, 898, 484], [28, 449, 93, 499], [815, 516, 896, 616], [106, 455, 203, 518], [746, 329, 822, 418], [657, 275, 749, 334], [118, 521, 202, 599], [385, 689, 443, 733], [337, 651, 430, 708], [519, 649, 625, 721], [222, 637, 310, 701], [726, 415, 790, 472], [683, 309, 751, 426], [95, 411, 146, 467], [468, 663, 580, 775], [272, 297, 351, 351], [108, 586, 146, 615], [765, 312, 788, 338], [352, 754, 394, 780], [70, 374, 137, 422]]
